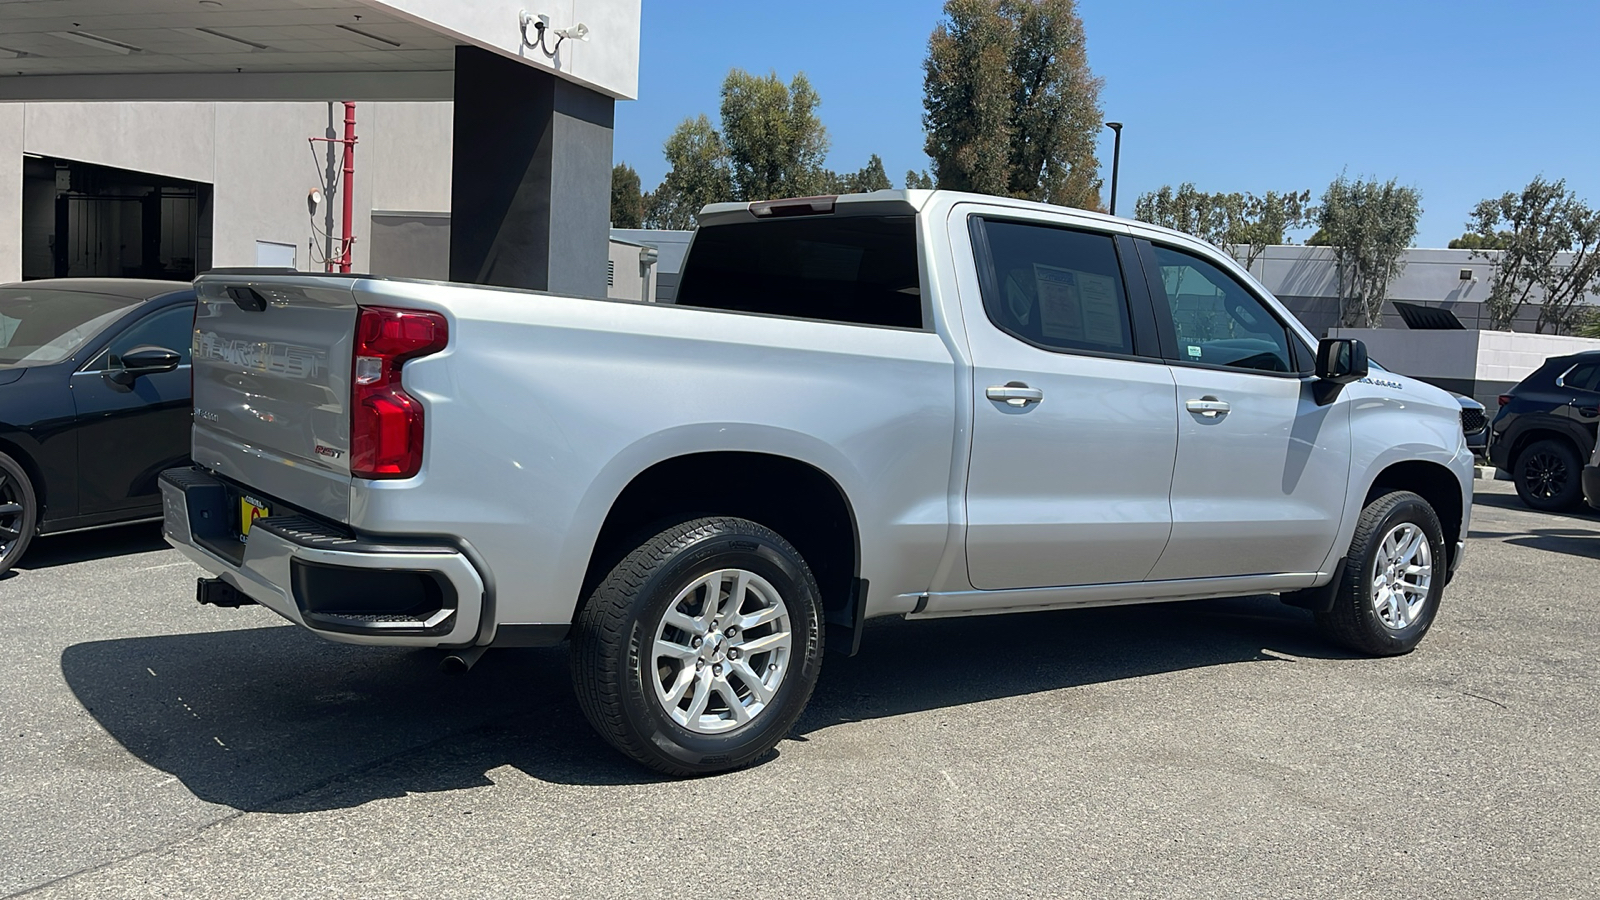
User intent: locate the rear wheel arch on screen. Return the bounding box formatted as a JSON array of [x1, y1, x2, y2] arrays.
[[578, 452, 860, 637], [1363, 460, 1464, 570], [1505, 421, 1588, 470]]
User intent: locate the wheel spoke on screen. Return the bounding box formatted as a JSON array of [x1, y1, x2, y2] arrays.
[[735, 630, 791, 656], [0, 503, 21, 516], [716, 680, 750, 724], [0, 525, 18, 539], [662, 664, 697, 707], [682, 669, 713, 722], [730, 660, 774, 703], [654, 637, 698, 661], [737, 604, 784, 631], [662, 608, 702, 637]]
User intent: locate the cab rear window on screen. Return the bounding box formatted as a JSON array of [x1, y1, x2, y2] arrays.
[[674, 216, 922, 329]]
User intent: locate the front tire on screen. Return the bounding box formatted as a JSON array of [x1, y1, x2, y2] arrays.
[[1316, 491, 1445, 656], [1514, 438, 1583, 511], [570, 517, 824, 776], [0, 452, 38, 577]]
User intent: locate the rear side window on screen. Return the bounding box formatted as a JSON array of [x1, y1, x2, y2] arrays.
[[1559, 362, 1600, 391], [973, 219, 1135, 356], [674, 216, 922, 328]]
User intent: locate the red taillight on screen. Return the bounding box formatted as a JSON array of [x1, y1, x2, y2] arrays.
[[1498, 394, 1513, 407], [350, 306, 448, 479]]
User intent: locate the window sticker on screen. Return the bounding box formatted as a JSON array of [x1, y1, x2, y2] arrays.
[[1187, 345, 1203, 359], [1033, 263, 1123, 346]]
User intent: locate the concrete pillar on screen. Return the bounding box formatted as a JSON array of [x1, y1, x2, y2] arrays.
[[448, 46, 614, 298]]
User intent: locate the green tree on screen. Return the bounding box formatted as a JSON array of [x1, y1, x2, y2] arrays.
[[1447, 231, 1509, 250], [719, 69, 831, 201], [905, 169, 936, 190], [830, 154, 894, 194], [1469, 176, 1600, 334], [1134, 184, 1313, 269], [1316, 174, 1423, 328], [610, 163, 645, 229], [922, 0, 1104, 208], [644, 115, 733, 229]]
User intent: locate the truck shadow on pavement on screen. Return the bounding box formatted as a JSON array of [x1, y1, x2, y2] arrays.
[[60, 595, 1350, 812]]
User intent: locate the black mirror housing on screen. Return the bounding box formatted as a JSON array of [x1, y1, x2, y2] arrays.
[[1316, 338, 1368, 384], [1313, 338, 1368, 405], [110, 345, 182, 385]]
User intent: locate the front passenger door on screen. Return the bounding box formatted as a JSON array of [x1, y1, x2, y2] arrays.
[[70, 303, 195, 517], [1139, 242, 1352, 581]]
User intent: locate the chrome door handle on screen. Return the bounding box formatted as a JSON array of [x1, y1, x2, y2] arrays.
[[1185, 397, 1231, 417], [986, 383, 1044, 407]]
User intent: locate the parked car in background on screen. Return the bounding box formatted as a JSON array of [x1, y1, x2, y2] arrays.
[[0, 279, 195, 575], [1456, 394, 1488, 460], [1488, 350, 1600, 511]]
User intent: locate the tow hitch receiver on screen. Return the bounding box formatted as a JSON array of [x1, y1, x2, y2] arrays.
[[196, 577, 254, 608]]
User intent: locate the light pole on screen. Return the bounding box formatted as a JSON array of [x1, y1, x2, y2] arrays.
[[1104, 121, 1123, 216]]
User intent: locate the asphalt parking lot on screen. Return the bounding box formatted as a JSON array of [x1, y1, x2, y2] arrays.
[[2, 478, 1596, 899]]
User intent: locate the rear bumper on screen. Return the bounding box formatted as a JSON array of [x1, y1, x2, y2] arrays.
[[160, 467, 486, 648]]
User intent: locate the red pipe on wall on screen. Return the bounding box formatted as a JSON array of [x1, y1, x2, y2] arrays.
[[340, 101, 357, 273]]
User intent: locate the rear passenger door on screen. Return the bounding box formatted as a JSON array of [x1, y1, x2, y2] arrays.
[[1137, 240, 1352, 581], [957, 215, 1178, 591]]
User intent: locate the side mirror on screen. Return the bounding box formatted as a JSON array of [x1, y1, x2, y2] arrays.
[[110, 345, 182, 386], [1313, 338, 1368, 405]]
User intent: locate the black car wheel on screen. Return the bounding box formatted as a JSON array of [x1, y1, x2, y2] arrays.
[[1514, 438, 1583, 511], [0, 452, 39, 576]]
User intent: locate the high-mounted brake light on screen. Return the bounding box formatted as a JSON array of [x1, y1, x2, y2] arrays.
[[350, 306, 448, 479], [749, 195, 837, 218]]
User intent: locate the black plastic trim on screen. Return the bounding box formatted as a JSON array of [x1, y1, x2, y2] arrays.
[[1280, 558, 1346, 613], [491, 624, 570, 648], [825, 577, 869, 658]]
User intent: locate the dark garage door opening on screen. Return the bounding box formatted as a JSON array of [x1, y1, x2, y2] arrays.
[[21, 156, 212, 282]]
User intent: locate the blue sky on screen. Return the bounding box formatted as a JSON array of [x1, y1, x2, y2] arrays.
[[613, 0, 1600, 248]]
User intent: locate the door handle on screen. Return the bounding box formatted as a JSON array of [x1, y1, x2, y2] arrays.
[[1185, 397, 1231, 417], [986, 383, 1044, 407]]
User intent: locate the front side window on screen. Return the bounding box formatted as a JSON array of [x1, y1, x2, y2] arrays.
[[85, 304, 196, 371], [1149, 244, 1293, 374], [975, 219, 1134, 356]]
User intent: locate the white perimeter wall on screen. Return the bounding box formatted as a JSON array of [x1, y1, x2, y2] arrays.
[[0, 100, 453, 282]]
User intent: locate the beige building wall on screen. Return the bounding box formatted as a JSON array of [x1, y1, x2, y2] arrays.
[[0, 100, 452, 283]]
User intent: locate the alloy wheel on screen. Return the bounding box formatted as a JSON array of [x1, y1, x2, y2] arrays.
[[651, 568, 792, 734], [1523, 451, 1569, 499], [1369, 522, 1433, 630]]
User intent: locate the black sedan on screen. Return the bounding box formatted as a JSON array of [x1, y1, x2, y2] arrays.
[[0, 279, 195, 575]]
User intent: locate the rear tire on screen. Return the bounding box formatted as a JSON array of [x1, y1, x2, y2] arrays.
[[569, 517, 824, 777], [0, 452, 38, 577], [1316, 491, 1445, 656], [1513, 438, 1583, 511]]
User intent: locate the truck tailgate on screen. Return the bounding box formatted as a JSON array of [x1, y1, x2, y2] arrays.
[[191, 272, 358, 522]]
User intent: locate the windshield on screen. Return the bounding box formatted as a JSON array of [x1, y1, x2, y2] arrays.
[[0, 289, 141, 368]]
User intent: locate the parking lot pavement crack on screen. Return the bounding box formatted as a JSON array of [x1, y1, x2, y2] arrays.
[[1460, 691, 1510, 710], [4, 719, 501, 899]]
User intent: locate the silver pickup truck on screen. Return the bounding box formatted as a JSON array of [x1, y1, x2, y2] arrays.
[[162, 190, 1474, 775]]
